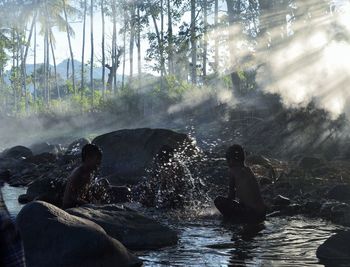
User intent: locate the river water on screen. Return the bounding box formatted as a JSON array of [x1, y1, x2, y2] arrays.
[[2, 185, 346, 267]]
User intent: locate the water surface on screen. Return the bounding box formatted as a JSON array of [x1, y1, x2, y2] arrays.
[[2, 186, 345, 266]]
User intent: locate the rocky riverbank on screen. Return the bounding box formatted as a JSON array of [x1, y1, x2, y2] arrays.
[[2, 127, 350, 265]]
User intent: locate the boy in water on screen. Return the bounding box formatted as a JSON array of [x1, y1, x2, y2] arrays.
[[214, 144, 266, 223], [62, 144, 102, 209]]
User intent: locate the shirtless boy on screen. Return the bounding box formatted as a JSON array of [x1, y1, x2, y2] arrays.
[[62, 144, 102, 209], [214, 144, 266, 223]]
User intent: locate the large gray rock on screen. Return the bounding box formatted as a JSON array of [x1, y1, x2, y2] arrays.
[[317, 231, 350, 264], [68, 204, 178, 250], [298, 156, 323, 170], [327, 184, 350, 201], [92, 128, 196, 184], [29, 142, 59, 155], [17, 201, 142, 267], [1, 145, 33, 159], [65, 138, 90, 157]]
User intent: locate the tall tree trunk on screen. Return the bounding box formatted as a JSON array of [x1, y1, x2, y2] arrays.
[[226, 0, 242, 93], [49, 31, 60, 100], [66, 58, 70, 94], [101, 0, 106, 99], [167, 0, 173, 75], [22, 13, 37, 113], [112, 0, 117, 94], [43, 29, 47, 103], [33, 22, 37, 102], [190, 0, 197, 84], [90, 0, 94, 107], [203, 0, 208, 82], [63, 0, 76, 95], [151, 14, 167, 78], [214, 0, 219, 72], [160, 0, 164, 89], [137, 6, 141, 81], [81, 0, 87, 100], [129, 3, 135, 81], [46, 27, 50, 104], [20, 32, 27, 113], [12, 30, 17, 112], [121, 9, 126, 90]]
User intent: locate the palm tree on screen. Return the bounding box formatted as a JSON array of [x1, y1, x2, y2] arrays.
[[81, 0, 87, 100], [90, 0, 94, 107], [63, 0, 76, 95]]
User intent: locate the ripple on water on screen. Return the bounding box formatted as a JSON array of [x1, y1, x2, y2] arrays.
[[138, 216, 347, 267], [1, 184, 26, 217], [1, 186, 346, 267]]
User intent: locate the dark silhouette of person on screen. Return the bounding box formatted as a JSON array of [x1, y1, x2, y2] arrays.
[[62, 144, 102, 209], [214, 144, 266, 223]]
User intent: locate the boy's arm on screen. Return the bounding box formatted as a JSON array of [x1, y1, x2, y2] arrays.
[[228, 172, 236, 199]]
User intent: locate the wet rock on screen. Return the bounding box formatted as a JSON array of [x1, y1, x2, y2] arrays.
[[317, 231, 350, 264], [326, 184, 350, 201], [1, 145, 33, 159], [320, 202, 335, 218], [280, 204, 302, 216], [24, 153, 57, 165], [22, 177, 67, 207], [109, 186, 132, 203], [92, 128, 197, 185], [30, 142, 59, 155], [273, 195, 291, 207], [67, 204, 178, 250], [259, 177, 273, 186], [0, 169, 11, 182], [298, 156, 323, 170], [302, 201, 322, 214], [18, 194, 31, 204], [17, 201, 142, 267], [66, 138, 90, 157]]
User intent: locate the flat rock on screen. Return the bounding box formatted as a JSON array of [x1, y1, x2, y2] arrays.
[[67, 204, 178, 250], [17, 201, 142, 267]]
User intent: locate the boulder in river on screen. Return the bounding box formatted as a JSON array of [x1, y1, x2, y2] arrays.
[[17, 201, 142, 267], [65, 138, 90, 157], [1, 145, 33, 159], [67, 204, 178, 250], [29, 142, 60, 155], [326, 184, 350, 201], [317, 231, 350, 265], [92, 128, 197, 185], [19, 177, 67, 206], [298, 156, 323, 170], [273, 195, 291, 207]]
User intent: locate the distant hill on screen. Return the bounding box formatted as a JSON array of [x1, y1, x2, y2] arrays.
[[4, 59, 126, 84]]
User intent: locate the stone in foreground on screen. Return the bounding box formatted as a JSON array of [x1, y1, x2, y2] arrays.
[[316, 231, 350, 265], [17, 201, 142, 267], [68, 204, 178, 250]]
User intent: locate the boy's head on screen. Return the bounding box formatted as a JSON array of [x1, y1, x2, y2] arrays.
[[226, 144, 245, 167], [82, 144, 102, 170]]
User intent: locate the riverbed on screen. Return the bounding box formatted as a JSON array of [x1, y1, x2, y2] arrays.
[[2, 185, 346, 267]]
